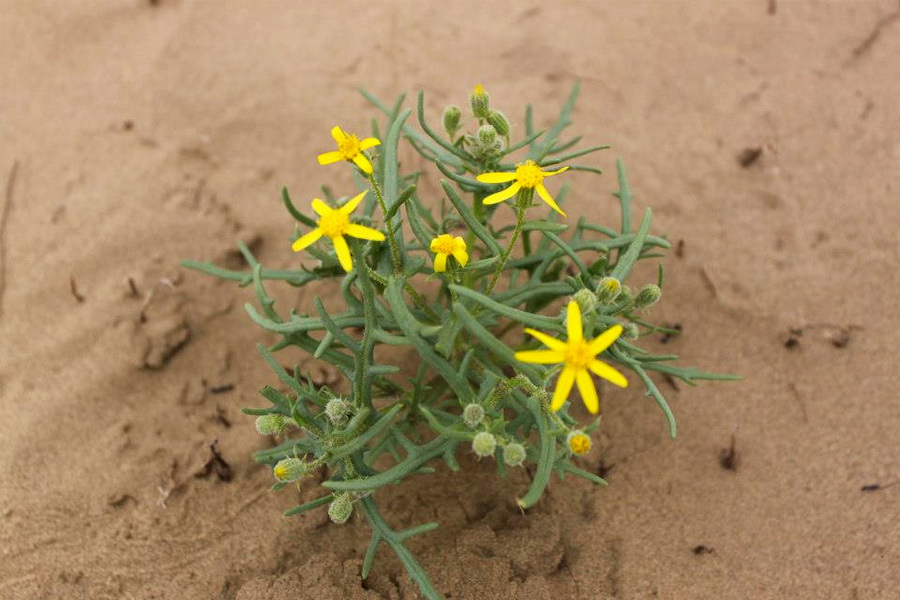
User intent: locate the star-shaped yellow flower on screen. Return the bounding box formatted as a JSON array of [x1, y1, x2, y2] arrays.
[[515, 301, 628, 413], [476, 160, 569, 216], [429, 234, 469, 272], [317, 126, 381, 175], [291, 191, 385, 272]]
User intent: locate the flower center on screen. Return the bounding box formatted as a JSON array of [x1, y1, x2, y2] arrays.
[[515, 160, 544, 188], [564, 339, 593, 370], [318, 210, 349, 238], [433, 234, 457, 255], [338, 135, 361, 159], [568, 433, 592, 455]]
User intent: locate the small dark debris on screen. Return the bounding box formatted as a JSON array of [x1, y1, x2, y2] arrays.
[[107, 493, 137, 508], [597, 459, 614, 479], [127, 276, 140, 298], [692, 545, 715, 555], [69, 276, 85, 303], [719, 434, 739, 471], [194, 439, 233, 482], [861, 481, 897, 492], [767, 0, 777, 15], [213, 406, 232, 429], [783, 328, 803, 349], [123, 120, 134, 131], [829, 327, 854, 349], [675, 239, 685, 259], [737, 146, 763, 167], [208, 383, 235, 395], [660, 323, 682, 344]]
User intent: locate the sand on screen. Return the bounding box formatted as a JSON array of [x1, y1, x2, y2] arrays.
[[1, 1, 899, 598]]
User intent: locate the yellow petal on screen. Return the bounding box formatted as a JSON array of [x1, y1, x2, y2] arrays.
[[588, 359, 628, 388], [588, 325, 623, 355], [429, 237, 442, 252], [359, 137, 381, 151], [543, 166, 569, 177], [330, 126, 346, 143], [434, 253, 448, 272], [452, 236, 467, 251], [332, 235, 353, 271], [345, 223, 386, 241], [476, 171, 518, 184], [550, 367, 576, 412], [536, 183, 567, 217], [311, 198, 331, 216], [483, 182, 521, 205], [523, 328, 567, 352], [291, 228, 323, 252], [575, 369, 600, 414], [352, 153, 373, 174], [339, 190, 368, 215], [317, 151, 344, 166], [566, 301, 583, 343], [452, 248, 469, 267], [514, 349, 565, 364]]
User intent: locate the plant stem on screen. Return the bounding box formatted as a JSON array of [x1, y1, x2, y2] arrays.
[[485, 190, 529, 296], [368, 172, 403, 273]]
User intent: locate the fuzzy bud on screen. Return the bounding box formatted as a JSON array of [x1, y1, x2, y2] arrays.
[[596, 277, 622, 304], [502, 443, 526, 467], [470, 84, 490, 118], [328, 493, 353, 524], [477, 124, 498, 146], [486, 109, 510, 136], [566, 431, 592, 456], [472, 431, 497, 457], [325, 397, 352, 427], [622, 322, 640, 340], [573, 288, 598, 315], [463, 403, 485, 428], [443, 105, 462, 138], [273, 458, 305, 482], [634, 284, 661, 308], [255, 413, 286, 436]]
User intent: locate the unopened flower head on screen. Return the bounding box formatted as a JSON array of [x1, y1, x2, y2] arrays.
[[634, 284, 661, 308], [273, 458, 305, 482], [623, 322, 640, 340], [478, 124, 498, 146], [515, 301, 628, 413], [443, 105, 462, 137], [430, 234, 469, 272], [486, 109, 510, 136], [567, 431, 592, 456], [502, 443, 527, 467], [328, 493, 354, 524], [472, 431, 497, 457], [476, 160, 569, 216], [255, 413, 286, 436], [596, 277, 622, 303], [470, 84, 489, 118], [317, 126, 381, 175], [462, 403, 485, 428], [290, 191, 385, 272], [573, 288, 598, 315], [325, 397, 352, 427]]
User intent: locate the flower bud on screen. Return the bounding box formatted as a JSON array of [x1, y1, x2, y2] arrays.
[[325, 397, 351, 427], [486, 109, 510, 136], [502, 443, 526, 467], [566, 431, 592, 456], [255, 413, 286, 436], [622, 322, 640, 340], [596, 277, 622, 304], [328, 493, 353, 524], [477, 124, 498, 146], [273, 458, 305, 482], [634, 284, 661, 308], [472, 431, 497, 457], [573, 288, 597, 315], [470, 84, 490, 118], [443, 105, 462, 137], [463, 403, 485, 428]]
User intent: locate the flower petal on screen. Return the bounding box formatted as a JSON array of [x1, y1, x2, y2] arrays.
[[317, 151, 344, 166], [434, 253, 448, 272], [345, 223, 386, 241], [332, 235, 353, 272], [542, 166, 569, 177], [575, 369, 600, 414], [359, 137, 381, 151], [452, 248, 469, 267], [588, 359, 628, 388], [476, 171, 518, 184], [514, 349, 565, 364], [483, 182, 521, 205], [352, 153, 373, 174], [588, 325, 623, 355], [536, 183, 567, 217], [550, 367, 577, 412], [330, 126, 346, 143], [339, 190, 368, 215], [523, 328, 567, 352], [566, 301, 583, 343], [311, 198, 332, 216], [291, 228, 323, 252]]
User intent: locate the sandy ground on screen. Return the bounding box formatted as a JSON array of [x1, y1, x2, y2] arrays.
[[2, 1, 899, 598]]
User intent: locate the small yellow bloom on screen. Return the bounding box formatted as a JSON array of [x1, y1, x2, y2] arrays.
[[515, 301, 628, 414], [317, 126, 381, 175], [567, 431, 592, 455], [429, 234, 469, 272], [291, 191, 385, 272], [476, 160, 569, 216]]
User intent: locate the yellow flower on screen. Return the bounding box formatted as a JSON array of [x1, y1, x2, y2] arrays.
[[291, 191, 385, 272], [515, 301, 628, 413], [317, 126, 381, 175], [429, 234, 469, 272], [567, 431, 592, 455], [476, 160, 569, 216]]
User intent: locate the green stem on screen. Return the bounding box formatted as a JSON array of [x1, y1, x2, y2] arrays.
[[485, 190, 529, 296], [368, 173, 403, 273]]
